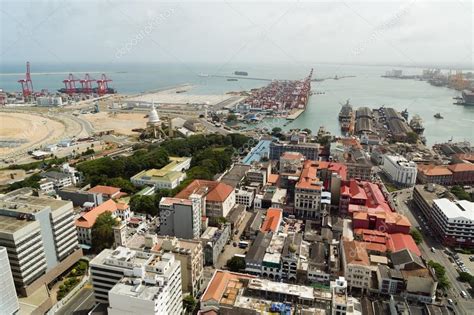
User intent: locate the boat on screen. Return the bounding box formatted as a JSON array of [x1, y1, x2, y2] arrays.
[[234, 71, 248, 76], [459, 90, 474, 106], [409, 115, 425, 134], [434, 113, 444, 119], [227, 78, 238, 81], [338, 100, 355, 134], [401, 109, 409, 121]]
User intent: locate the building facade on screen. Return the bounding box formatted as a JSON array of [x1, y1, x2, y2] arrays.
[[382, 155, 417, 187], [0, 189, 82, 296], [159, 197, 202, 239], [90, 246, 182, 313], [0, 246, 19, 314]]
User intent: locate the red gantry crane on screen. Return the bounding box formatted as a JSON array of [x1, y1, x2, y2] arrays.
[[96, 74, 112, 95], [62, 73, 80, 95], [18, 61, 34, 99], [80, 73, 96, 94]]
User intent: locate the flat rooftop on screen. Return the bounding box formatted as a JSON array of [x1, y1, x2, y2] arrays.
[[434, 198, 474, 221], [0, 215, 36, 234]]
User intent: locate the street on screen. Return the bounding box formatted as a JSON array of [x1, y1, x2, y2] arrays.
[[392, 188, 474, 315], [54, 286, 95, 315]]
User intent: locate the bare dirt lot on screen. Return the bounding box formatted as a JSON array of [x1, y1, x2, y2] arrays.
[[82, 112, 147, 135], [0, 112, 65, 157]]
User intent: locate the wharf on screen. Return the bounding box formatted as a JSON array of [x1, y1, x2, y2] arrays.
[[287, 109, 304, 120]]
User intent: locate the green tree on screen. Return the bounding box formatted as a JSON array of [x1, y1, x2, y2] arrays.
[[227, 113, 237, 122], [183, 295, 197, 313], [91, 212, 118, 252], [410, 228, 423, 245], [451, 186, 472, 201], [406, 132, 418, 144], [271, 127, 282, 137], [226, 256, 245, 272], [428, 260, 450, 290], [302, 128, 312, 134], [458, 271, 473, 283], [130, 195, 157, 216]]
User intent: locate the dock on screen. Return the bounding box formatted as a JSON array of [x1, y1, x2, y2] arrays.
[[287, 109, 304, 120]]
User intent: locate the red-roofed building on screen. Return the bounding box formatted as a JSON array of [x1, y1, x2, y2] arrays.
[[175, 180, 235, 221], [260, 208, 283, 233], [447, 163, 474, 185], [75, 199, 119, 245], [295, 160, 323, 219], [88, 185, 123, 200], [387, 233, 421, 256], [341, 179, 410, 234]]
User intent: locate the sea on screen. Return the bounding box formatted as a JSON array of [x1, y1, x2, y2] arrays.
[[1, 62, 473, 146]]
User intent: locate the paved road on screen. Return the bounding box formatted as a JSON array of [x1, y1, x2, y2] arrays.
[[55, 286, 95, 315], [393, 189, 474, 315]]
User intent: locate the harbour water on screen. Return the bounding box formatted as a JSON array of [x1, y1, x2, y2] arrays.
[[1, 62, 473, 145]]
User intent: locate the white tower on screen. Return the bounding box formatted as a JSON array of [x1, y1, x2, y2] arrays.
[[147, 101, 163, 138]]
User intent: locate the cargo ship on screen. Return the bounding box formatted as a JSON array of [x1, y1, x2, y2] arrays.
[[409, 115, 424, 134], [338, 100, 354, 134], [234, 71, 248, 76], [456, 90, 474, 106], [57, 87, 116, 94]]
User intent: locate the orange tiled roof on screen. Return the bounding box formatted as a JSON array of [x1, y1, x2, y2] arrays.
[[417, 164, 452, 176], [387, 233, 421, 256], [201, 270, 255, 304], [343, 240, 370, 266], [447, 163, 474, 173], [296, 160, 322, 190], [75, 199, 117, 229], [260, 208, 282, 233], [88, 185, 121, 196], [175, 179, 233, 202], [268, 174, 279, 184], [115, 202, 129, 211]]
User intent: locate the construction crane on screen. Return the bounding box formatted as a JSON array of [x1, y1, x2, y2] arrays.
[[18, 61, 34, 99], [80, 73, 96, 94], [96, 74, 112, 95], [62, 73, 80, 95]]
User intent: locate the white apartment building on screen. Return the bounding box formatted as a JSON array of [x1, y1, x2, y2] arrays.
[[0, 246, 19, 314], [90, 246, 182, 315], [431, 198, 474, 248], [382, 155, 417, 187], [0, 189, 82, 296], [235, 188, 255, 208], [159, 196, 202, 239]]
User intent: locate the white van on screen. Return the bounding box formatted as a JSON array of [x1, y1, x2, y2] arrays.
[[460, 290, 467, 298]]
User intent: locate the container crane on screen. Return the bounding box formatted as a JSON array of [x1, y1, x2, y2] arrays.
[[62, 73, 80, 95], [96, 74, 112, 95], [18, 61, 34, 99], [80, 73, 96, 94]]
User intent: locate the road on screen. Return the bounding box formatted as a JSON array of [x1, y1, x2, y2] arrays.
[[55, 286, 95, 315], [392, 188, 474, 315]]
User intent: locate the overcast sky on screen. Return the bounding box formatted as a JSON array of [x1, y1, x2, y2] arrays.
[[1, 0, 472, 67]]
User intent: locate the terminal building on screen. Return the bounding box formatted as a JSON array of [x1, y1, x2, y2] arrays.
[[0, 188, 82, 296]]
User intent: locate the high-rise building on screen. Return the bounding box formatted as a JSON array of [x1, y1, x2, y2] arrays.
[[0, 246, 19, 314], [159, 197, 202, 239], [0, 188, 82, 296], [90, 246, 182, 314]]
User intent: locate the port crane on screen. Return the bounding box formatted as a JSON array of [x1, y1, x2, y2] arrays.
[[80, 73, 96, 94], [18, 61, 34, 99], [62, 73, 81, 95], [96, 74, 112, 95]]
